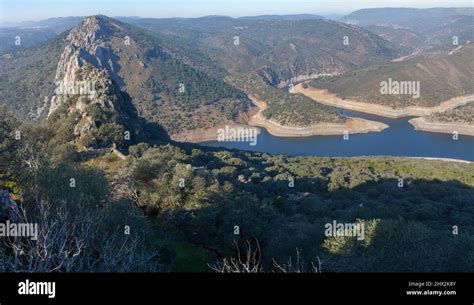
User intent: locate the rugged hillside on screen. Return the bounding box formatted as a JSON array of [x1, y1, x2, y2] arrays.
[[51, 15, 252, 134], [364, 25, 427, 51], [342, 8, 473, 50], [341, 7, 472, 30], [0, 33, 68, 120], [425, 15, 474, 46], [309, 43, 474, 108], [0, 17, 82, 55], [1, 15, 399, 136], [0, 15, 251, 136], [47, 63, 167, 150], [122, 16, 401, 87]]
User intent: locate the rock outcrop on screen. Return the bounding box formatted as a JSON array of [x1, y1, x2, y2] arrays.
[[45, 16, 139, 148], [49, 15, 124, 116]]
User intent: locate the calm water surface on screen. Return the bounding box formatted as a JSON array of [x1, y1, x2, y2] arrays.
[[202, 108, 474, 161]]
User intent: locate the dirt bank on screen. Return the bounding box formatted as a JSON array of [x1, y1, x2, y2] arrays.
[[294, 83, 474, 119], [246, 96, 388, 137], [408, 117, 474, 136], [172, 95, 389, 143], [171, 124, 260, 143]]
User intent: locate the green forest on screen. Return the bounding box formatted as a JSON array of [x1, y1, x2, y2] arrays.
[[227, 73, 346, 126], [1, 105, 473, 272]]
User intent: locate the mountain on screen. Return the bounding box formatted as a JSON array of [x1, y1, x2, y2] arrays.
[[2, 14, 402, 91], [238, 14, 323, 21], [1, 14, 404, 138], [341, 8, 473, 50], [0, 17, 83, 55], [0, 15, 251, 137], [341, 7, 472, 29], [120, 16, 402, 87], [424, 15, 474, 46], [0, 17, 83, 31], [0, 32, 68, 120], [0, 27, 57, 55], [46, 60, 168, 151], [364, 25, 427, 51], [309, 43, 474, 108], [2, 13, 474, 275]]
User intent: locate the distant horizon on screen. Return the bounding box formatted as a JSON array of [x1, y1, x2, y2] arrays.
[[0, 6, 472, 26], [0, 0, 471, 24]]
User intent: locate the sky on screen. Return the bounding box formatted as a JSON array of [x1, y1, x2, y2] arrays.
[[0, 0, 471, 23]]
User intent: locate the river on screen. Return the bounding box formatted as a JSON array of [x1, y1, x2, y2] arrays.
[[201, 108, 474, 161]]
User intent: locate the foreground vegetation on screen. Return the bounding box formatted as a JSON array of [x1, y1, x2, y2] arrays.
[[2, 104, 473, 272]]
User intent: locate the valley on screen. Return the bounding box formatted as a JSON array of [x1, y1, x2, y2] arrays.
[[0, 5, 473, 275], [1, 13, 472, 143]]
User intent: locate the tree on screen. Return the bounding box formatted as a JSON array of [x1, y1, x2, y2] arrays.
[[209, 240, 321, 273]]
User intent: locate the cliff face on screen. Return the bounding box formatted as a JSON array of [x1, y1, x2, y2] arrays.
[[70, 66, 126, 139], [45, 16, 154, 148], [49, 15, 124, 116], [2, 14, 251, 135]]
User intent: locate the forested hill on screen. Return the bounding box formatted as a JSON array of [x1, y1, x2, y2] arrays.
[[340, 8, 474, 52], [0, 15, 250, 136], [120, 15, 401, 87], [227, 73, 346, 126], [310, 43, 474, 108]]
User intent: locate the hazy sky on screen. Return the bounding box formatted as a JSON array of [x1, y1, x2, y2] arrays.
[[0, 0, 471, 23]]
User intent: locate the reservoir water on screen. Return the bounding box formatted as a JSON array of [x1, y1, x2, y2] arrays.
[[201, 108, 474, 161]]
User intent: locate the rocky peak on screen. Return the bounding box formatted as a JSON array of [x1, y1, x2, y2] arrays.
[[66, 15, 114, 49], [49, 15, 124, 116]]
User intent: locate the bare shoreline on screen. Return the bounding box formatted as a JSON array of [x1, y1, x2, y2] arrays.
[[171, 124, 260, 143], [408, 117, 474, 136], [246, 96, 388, 137], [171, 86, 473, 143], [171, 95, 389, 143], [404, 157, 472, 164], [294, 83, 474, 119]]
